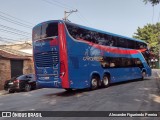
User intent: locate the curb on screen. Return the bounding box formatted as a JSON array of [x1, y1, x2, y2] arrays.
[[0, 90, 7, 96], [156, 70, 160, 78], [154, 69, 160, 93], [153, 69, 160, 77]]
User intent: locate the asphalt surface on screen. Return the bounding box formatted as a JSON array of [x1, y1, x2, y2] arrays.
[[0, 69, 160, 120]]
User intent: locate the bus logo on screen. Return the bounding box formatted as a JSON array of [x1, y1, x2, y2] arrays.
[[43, 69, 47, 74]]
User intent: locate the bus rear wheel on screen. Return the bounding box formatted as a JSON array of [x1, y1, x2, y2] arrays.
[[102, 75, 110, 88], [90, 76, 99, 90], [65, 88, 73, 92]]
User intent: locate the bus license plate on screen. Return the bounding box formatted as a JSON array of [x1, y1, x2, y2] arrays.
[[39, 77, 49, 80]]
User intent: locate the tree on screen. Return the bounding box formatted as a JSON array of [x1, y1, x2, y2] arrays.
[[133, 23, 160, 57], [143, 0, 160, 6]]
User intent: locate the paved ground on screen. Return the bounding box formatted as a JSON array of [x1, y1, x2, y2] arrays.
[[0, 69, 160, 120], [153, 69, 160, 93]]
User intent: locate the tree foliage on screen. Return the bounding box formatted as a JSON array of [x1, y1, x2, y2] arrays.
[[133, 23, 160, 57], [143, 0, 160, 6]]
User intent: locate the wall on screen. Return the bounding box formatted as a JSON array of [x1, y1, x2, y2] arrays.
[[23, 58, 35, 74], [0, 59, 11, 90], [0, 58, 34, 90]]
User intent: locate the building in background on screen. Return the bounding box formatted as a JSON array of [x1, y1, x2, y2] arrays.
[[0, 41, 33, 55], [0, 42, 34, 90]]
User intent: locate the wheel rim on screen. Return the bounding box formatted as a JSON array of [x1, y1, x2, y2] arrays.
[[103, 76, 109, 86], [142, 72, 146, 77], [8, 88, 11, 93], [91, 78, 98, 89], [25, 84, 31, 91]]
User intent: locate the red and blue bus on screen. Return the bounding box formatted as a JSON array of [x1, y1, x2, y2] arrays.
[[32, 20, 151, 91]]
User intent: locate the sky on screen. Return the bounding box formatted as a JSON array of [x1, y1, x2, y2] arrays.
[[0, 0, 160, 44]]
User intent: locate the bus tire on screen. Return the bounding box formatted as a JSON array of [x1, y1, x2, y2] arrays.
[[90, 76, 99, 90], [102, 75, 110, 88], [141, 71, 146, 80], [65, 88, 73, 92]]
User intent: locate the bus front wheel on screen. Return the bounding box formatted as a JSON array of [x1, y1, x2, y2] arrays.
[[102, 75, 110, 88]]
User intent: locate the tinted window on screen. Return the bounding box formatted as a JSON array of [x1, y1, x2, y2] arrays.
[[17, 75, 26, 80], [119, 58, 134, 67], [111, 37, 117, 47], [117, 38, 127, 48], [134, 58, 143, 68], [33, 25, 41, 40], [100, 57, 141, 68], [42, 23, 58, 39], [17, 74, 35, 80], [65, 22, 147, 50], [66, 23, 98, 43], [98, 34, 107, 45], [29, 74, 36, 81], [104, 35, 111, 46], [128, 40, 136, 49], [135, 42, 147, 49], [33, 22, 58, 40]]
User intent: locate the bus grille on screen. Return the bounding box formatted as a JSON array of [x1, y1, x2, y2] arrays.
[[35, 51, 59, 67]]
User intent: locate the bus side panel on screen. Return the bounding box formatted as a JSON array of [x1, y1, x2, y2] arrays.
[[130, 67, 142, 79], [107, 68, 130, 82], [64, 26, 151, 89], [68, 55, 90, 89], [66, 34, 90, 89], [103, 68, 137, 83]]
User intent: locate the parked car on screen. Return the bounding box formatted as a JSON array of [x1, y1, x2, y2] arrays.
[[4, 74, 36, 93]]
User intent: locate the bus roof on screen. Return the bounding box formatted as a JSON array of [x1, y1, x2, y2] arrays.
[[33, 20, 147, 44]]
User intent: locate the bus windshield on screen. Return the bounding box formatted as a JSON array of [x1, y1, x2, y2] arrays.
[[33, 22, 58, 40]]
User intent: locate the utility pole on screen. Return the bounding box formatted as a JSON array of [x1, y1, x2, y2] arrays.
[[63, 9, 78, 21]]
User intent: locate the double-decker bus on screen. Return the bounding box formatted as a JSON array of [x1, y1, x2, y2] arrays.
[[32, 20, 151, 90]]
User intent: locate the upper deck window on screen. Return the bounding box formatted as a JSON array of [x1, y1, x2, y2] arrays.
[[136, 42, 147, 49], [65, 22, 147, 50], [32, 25, 41, 40], [116, 38, 127, 48], [33, 22, 58, 40], [127, 40, 136, 49]]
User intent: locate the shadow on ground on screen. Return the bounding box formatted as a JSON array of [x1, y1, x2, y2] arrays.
[[44, 78, 152, 97]]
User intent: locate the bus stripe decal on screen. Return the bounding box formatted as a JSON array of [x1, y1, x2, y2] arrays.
[[59, 23, 69, 88], [77, 39, 139, 54]]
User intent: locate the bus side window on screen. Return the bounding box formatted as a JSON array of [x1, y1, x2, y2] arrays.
[[101, 61, 110, 68], [100, 57, 109, 68], [107, 36, 112, 46], [135, 42, 146, 49], [110, 62, 115, 67], [104, 35, 110, 46], [117, 38, 127, 48], [110, 36, 117, 47], [98, 34, 106, 45], [134, 58, 143, 68], [109, 58, 116, 67], [128, 40, 136, 49]]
